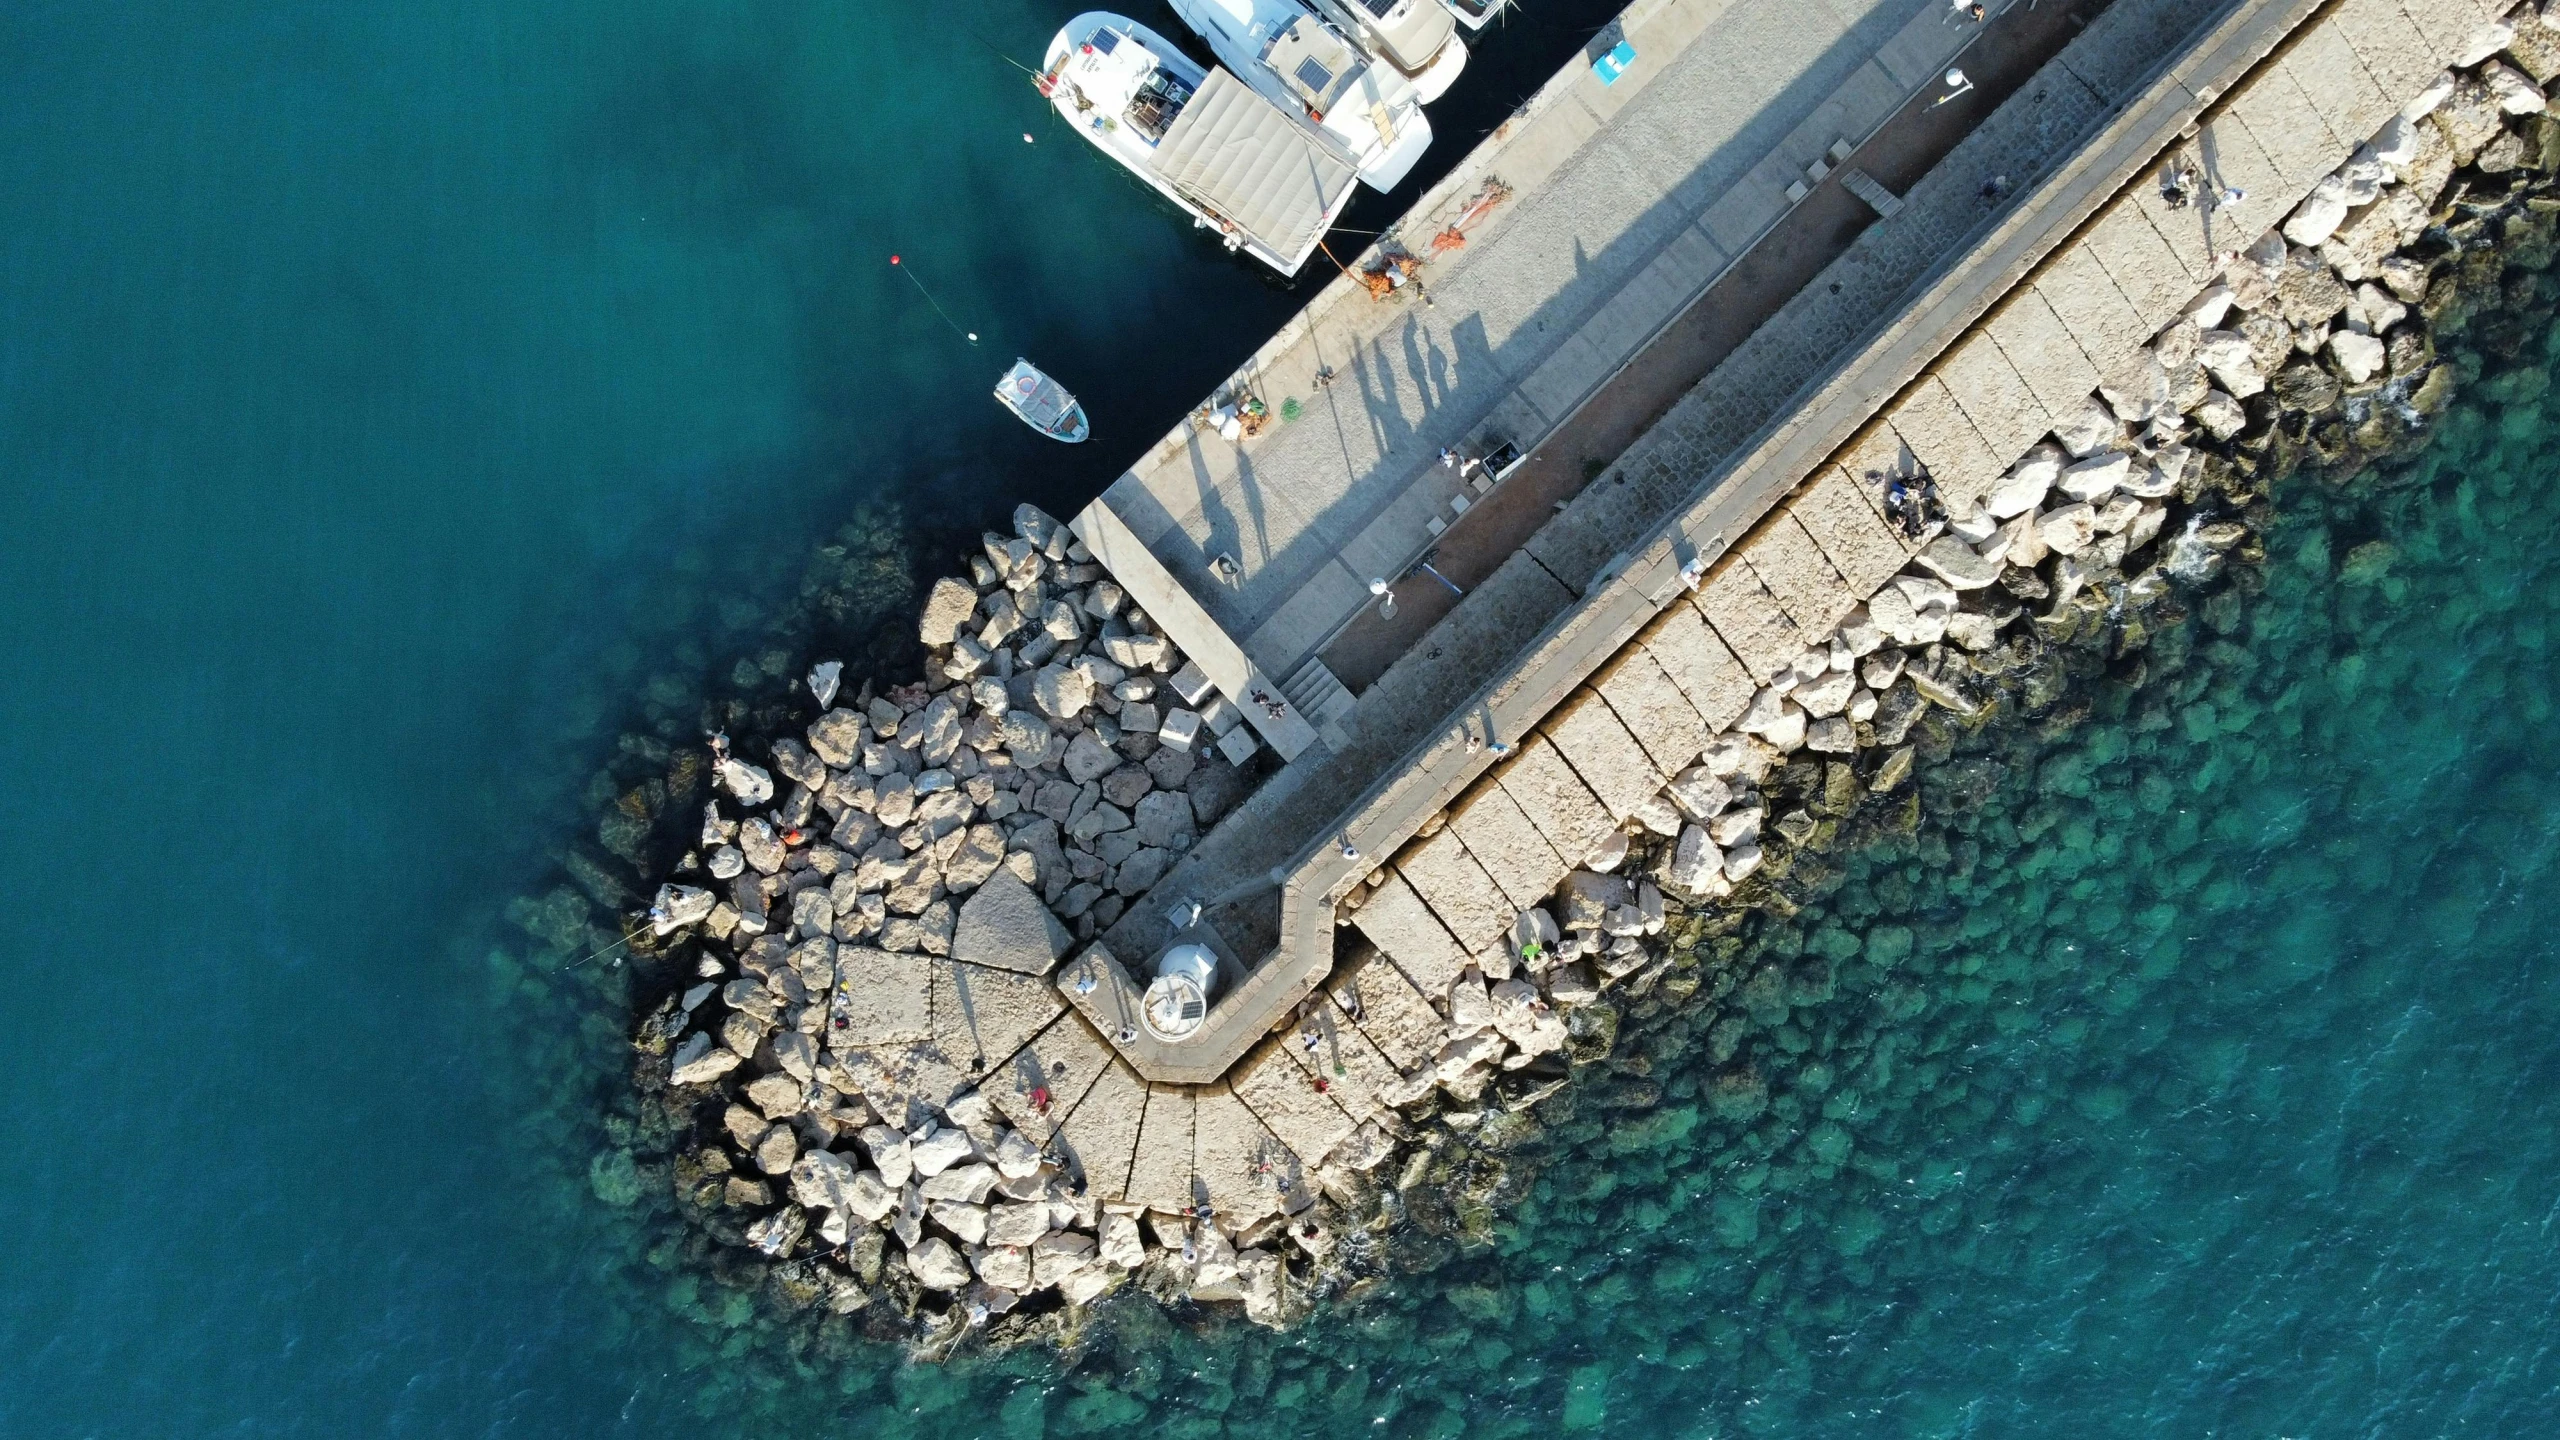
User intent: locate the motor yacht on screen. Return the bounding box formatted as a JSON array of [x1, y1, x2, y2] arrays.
[[1167, 0, 1434, 191], [1041, 13, 1360, 273]]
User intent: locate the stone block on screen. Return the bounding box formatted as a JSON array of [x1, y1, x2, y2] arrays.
[[1986, 289, 2104, 421], [1393, 826, 1515, 953], [1832, 422, 1926, 516], [2030, 247, 2151, 382], [1933, 332, 2053, 462], [1193, 1083, 1290, 1229], [1886, 376, 2005, 515], [981, 1010, 1117, 1140], [1787, 465, 1912, 595], [1216, 724, 1259, 766], [1593, 645, 1709, 776], [2330, 0, 2450, 99], [1124, 1083, 1195, 1214], [1168, 659, 1215, 706], [1738, 513, 1859, 637], [1283, 1006, 1398, 1127], [1055, 944, 1146, 1055], [1690, 558, 1806, 681], [1491, 735, 1621, 887], [1052, 1058, 1146, 1201], [2121, 178, 2219, 301], [1325, 946, 1445, 1072], [1231, 1034, 1359, 1168], [1158, 708, 1203, 751], [950, 867, 1069, 976], [2278, 22, 2397, 146], [1635, 600, 1758, 731], [833, 1040, 970, 1134], [2080, 196, 2208, 331], [1538, 687, 1665, 826], [830, 947, 934, 1047], [1350, 870, 1470, 997], [930, 959, 1066, 1080], [1447, 778, 1570, 913], [2226, 65, 2347, 191], [2194, 111, 2297, 243], [2386, 0, 2493, 66]]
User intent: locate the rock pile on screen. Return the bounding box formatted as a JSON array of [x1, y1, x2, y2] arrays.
[[633, 502, 1281, 1339], [1331, 20, 2556, 1215], [607, 14, 2560, 1354]]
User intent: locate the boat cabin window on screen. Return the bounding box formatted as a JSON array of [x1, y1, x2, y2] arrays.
[[1294, 57, 1334, 95], [1085, 28, 1121, 54], [1350, 0, 1400, 19]]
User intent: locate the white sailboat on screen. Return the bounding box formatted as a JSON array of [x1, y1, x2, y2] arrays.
[[1167, 0, 1435, 192], [1309, 0, 1466, 103], [1042, 13, 1360, 274]]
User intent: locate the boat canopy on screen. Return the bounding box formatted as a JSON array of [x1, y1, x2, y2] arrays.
[[1155, 68, 1358, 266]]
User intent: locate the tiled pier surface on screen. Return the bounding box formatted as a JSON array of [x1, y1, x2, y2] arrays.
[[1059, 0, 2504, 1127]]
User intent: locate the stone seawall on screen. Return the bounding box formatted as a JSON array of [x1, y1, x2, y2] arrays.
[[600, 0, 2548, 1358], [1320, 0, 2539, 1259]]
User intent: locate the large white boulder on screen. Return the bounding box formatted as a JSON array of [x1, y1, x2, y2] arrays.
[[2455, 22, 2516, 69], [717, 758, 775, 807], [2282, 174, 2351, 247], [1984, 451, 2062, 519], [905, 1237, 973, 1291], [1914, 535, 2002, 590], [2039, 503, 2099, 556], [2484, 61, 2546, 115], [2058, 452, 2132, 504], [2329, 331, 2386, 386]]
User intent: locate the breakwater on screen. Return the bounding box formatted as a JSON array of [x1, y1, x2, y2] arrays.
[[559, 0, 2547, 1363]]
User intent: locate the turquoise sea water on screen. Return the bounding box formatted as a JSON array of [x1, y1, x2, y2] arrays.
[[10, 2, 2560, 1437]]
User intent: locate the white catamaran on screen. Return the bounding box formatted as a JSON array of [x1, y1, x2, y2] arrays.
[[1042, 13, 1359, 275], [1167, 0, 1435, 192], [1308, 0, 1466, 103]]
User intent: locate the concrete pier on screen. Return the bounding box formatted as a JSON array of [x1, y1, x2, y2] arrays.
[[661, 0, 2533, 1328]]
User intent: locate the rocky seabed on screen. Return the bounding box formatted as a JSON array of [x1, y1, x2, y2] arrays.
[[528, 7, 2560, 1377]]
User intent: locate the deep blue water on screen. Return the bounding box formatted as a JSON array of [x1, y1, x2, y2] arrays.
[[9, 1, 2560, 1436]]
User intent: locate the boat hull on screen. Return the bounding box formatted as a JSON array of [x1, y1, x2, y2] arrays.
[[1406, 29, 1467, 102], [1044, 13, 1350, 272], [996, 359, 1090, 443], [1437, 0, 1508, 31], [1166, 0, 1433, 192]]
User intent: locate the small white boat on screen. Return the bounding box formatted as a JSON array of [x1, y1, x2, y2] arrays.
[[996, 359, 1090, 443], [1310, 0, 1466, 102], [1169, 0, 1434, 191], [1435, 0, 1510, 31], [1042, 14, 1360, 274]]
